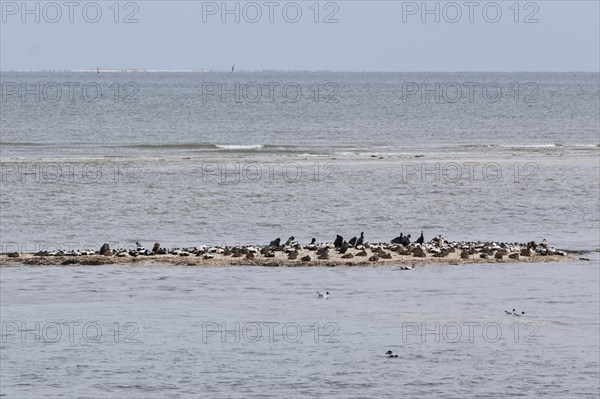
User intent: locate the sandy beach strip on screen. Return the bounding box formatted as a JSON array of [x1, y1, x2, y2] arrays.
[[0, 248, 575, 267]]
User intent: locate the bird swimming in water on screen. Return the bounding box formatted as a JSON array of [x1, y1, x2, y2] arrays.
[[317, 291, 329, 299], [385, 350, 398, 358], [416, 231, 424, 245], [513, 311, 525, 317], [505, 308, 515, 315]]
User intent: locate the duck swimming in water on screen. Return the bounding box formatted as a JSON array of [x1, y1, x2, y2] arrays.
[[385, 350, 398, 358], [505, 308, 515, 315], [317, 291, 329, 299]]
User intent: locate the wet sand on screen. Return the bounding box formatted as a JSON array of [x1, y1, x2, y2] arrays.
[[0, 248, 574, 267]]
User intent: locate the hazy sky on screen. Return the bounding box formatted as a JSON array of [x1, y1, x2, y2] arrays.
[[1, 1, 599, 71]]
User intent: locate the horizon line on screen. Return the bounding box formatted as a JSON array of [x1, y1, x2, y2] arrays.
[[1, 69, 599, 73]]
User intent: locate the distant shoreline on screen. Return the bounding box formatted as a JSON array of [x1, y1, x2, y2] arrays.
[[2, 70, 599, 74]]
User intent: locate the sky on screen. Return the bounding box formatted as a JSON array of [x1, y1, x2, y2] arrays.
[[0, 0, 599, 71]]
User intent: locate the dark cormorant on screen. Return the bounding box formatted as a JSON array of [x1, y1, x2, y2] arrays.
[[339, 241, 349, 254], [416, 231, 424, 245], [391, 233, 404, 244], [334, 235, 343, 248], [356, 232, 365, 247]]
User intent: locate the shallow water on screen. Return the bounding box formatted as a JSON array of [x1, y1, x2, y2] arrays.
[[1, 259, 599, 398], [1, 72, 599, 252], [1, 71, 599, 398]]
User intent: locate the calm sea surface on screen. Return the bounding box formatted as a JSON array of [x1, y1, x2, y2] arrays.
[[0, 71, 599, 397], [1, 71, 599, 250], [1, 261, 599, 398]]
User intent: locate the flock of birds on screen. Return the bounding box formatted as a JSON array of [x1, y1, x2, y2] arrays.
[[27, 232, 565, 262], [22, 231, 541, 360]]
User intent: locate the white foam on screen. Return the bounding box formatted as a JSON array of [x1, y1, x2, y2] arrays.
[[215, 144, 265, 150], [499, 144, 557, 149]]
